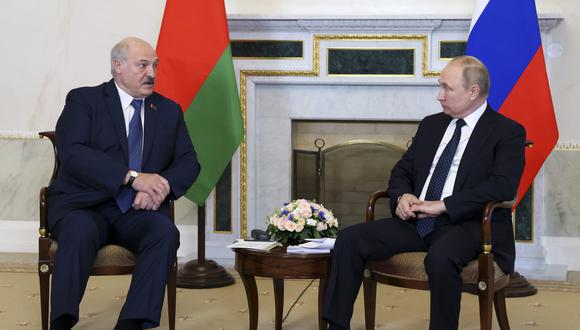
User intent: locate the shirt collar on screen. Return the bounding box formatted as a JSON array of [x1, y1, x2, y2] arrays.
[[457, 101, 487, 129], [114, 81, 143, 110]]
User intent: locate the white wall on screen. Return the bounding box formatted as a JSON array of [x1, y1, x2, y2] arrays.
[[0, 0, 576, 142]]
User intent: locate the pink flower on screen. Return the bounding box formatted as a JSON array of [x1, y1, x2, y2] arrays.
[[295, 223, 304, 232], [285, 221, 297, 232], [277, 217, 287, 231]]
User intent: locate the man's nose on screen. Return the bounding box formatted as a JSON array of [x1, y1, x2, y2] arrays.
[[147, 65, 156, 77]]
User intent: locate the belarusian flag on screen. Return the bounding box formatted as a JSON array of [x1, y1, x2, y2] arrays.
[[155, 0, 244, 205]]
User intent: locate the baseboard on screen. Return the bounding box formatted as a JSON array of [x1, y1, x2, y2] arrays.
[[542, 236, 580, 272], [0, 220, 37, 253]]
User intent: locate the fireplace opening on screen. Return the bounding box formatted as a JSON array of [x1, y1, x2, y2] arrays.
[[292, 121, 416, 229]]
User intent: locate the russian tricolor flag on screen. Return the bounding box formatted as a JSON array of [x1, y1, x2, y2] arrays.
[[467, 0, 559, 205]]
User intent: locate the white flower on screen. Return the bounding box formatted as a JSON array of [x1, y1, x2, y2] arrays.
[[306, 218, 317, 226], [297, 218, 306, 226], [316, 222, 327, 232], [290, 209, 302, 221]]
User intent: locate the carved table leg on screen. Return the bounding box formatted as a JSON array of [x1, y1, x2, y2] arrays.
[[240, 274, 259, 330], [273, 278, 284, 330]]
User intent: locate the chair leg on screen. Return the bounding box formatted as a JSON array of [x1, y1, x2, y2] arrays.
[[493, 288, 510, 330], [167, 262, 177, 330], [478, 289, 493, 330], [362, 272, 377, 330], [39, 270, 50, 330]]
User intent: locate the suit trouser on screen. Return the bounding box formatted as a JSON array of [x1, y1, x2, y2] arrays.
[[322, 218, 480, 330], [50, 200, 179, 329]]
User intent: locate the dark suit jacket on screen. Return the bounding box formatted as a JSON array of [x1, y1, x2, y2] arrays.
[[47, 79, 200, 229], [387, 106, 526, 274]]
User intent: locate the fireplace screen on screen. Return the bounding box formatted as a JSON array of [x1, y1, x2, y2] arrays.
[[293, 140, 406, 229]]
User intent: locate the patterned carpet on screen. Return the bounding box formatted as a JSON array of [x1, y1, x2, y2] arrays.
[[0, 265, 579, 330]]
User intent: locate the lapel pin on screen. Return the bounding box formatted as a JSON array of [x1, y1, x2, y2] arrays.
[[150, 103, 157, 110]]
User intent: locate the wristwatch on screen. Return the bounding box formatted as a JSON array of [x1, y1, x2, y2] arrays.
[[126, 170, 139, 187]]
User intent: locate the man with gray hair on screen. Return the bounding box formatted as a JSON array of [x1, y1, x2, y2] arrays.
[[47, 37, 200, 329], [323, 56, 526, 329]]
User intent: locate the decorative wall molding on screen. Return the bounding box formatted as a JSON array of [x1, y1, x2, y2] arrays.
[[228, 16, 562, 33], [0, 130, 42, 140]]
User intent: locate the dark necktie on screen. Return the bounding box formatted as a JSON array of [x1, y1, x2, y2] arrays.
[[416, 119, 466, 237], [116, 99, 143, 213]]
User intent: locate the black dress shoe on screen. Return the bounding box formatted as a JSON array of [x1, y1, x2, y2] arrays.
[[327, 321, 349, 330], [114, 319, 143, 330], [50, 314, 75, 330]]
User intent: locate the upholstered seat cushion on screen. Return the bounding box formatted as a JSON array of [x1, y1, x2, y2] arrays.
[[49, 240, 136, 267], [368, 252, 506, 283]]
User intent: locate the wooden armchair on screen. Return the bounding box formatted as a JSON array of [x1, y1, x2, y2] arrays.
[[363, 190, 514, 330], [38, 131, 177, 330]]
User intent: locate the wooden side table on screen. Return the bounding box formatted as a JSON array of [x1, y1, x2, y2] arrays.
[[234, 247, 332, 330]]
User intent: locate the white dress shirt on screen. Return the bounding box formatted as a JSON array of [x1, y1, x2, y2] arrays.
[[114, 82, 145, 138], [418, 102, 487, 201]]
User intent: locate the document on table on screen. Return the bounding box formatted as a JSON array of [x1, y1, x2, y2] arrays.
[[286, 238, 336, 254], [227, 239, 281, 251]]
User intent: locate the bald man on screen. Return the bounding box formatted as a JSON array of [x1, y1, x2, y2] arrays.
[[47, 37, 200, 330]]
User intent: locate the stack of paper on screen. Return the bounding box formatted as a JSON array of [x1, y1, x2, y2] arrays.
[[227, 239, 281, 251], [286, 238, 336, 254]]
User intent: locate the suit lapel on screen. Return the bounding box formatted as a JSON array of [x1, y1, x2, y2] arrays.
[[103, 79, 129, 164], [142, 94, 160, 167], [453, 106, 497, 192]]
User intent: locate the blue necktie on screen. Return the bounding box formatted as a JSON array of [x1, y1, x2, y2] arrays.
[[116, 99, 143, 213], [416, 119, 466, 237]]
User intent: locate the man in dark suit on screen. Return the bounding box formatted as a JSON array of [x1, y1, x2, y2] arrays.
[[47, 37, 200, 330], [323, 56, 526, 330]]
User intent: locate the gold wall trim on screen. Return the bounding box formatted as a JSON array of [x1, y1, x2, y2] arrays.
[[238, 34, 439, 238]]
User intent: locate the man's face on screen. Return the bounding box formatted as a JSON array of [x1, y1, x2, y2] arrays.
[[114, 41, 158, 98], [436, 62, 477, 118]]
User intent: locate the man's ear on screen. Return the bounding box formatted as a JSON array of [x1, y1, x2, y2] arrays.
[[114, 59, 124, 74], [470, 85, 481, 100]]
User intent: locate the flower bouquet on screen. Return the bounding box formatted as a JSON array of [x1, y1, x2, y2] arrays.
[[266, 199, 339, 246]]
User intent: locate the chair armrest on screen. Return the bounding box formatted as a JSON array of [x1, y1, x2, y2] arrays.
[[366, 190, 389, 223], [39, 187, 49, 238], [39, 131, 59, 184], [481, 198, 515, 254]]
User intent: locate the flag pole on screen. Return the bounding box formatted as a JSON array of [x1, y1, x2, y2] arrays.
[[176, 204, 235, 288]]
